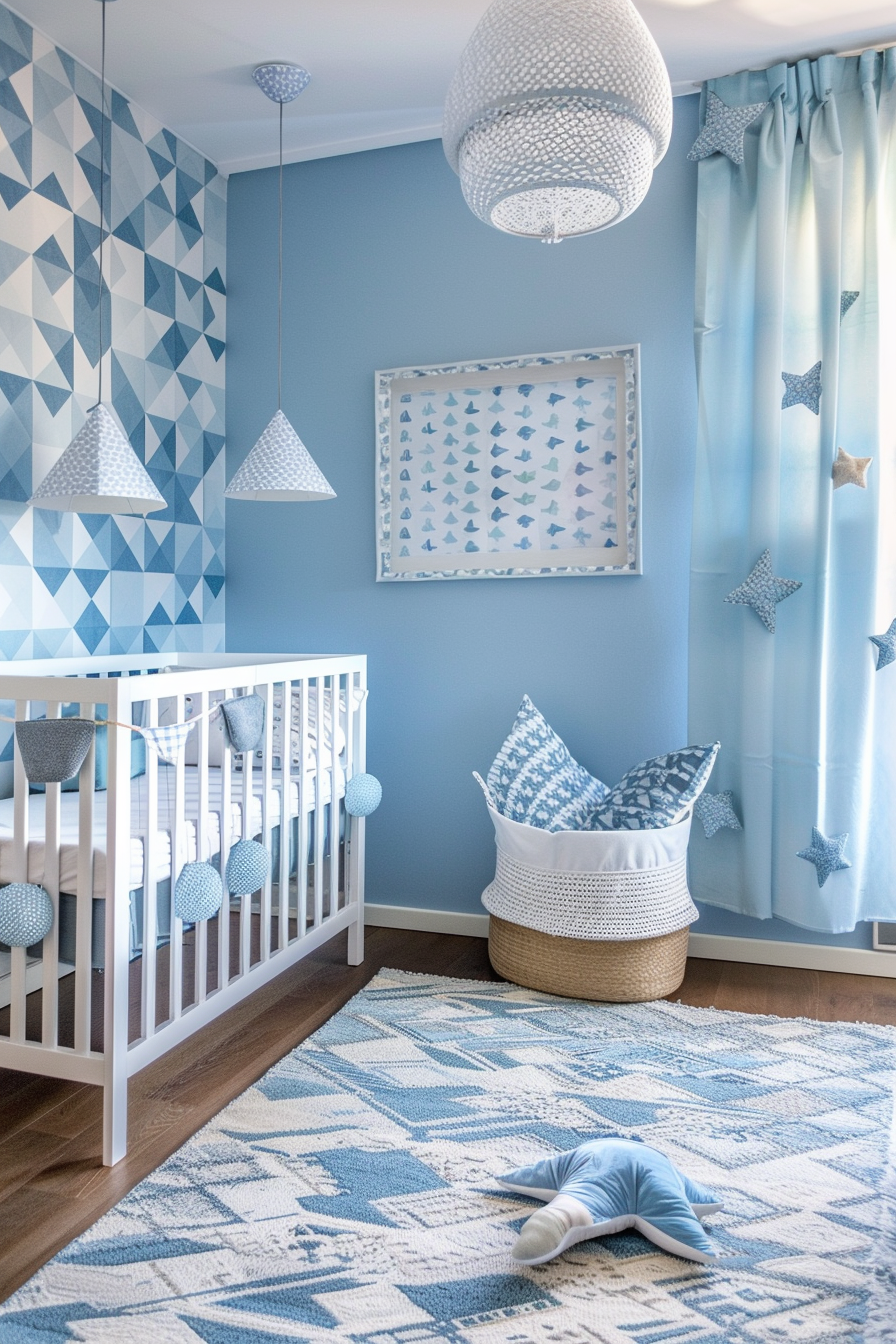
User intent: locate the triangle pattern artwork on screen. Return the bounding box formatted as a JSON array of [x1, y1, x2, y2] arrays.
[[0, 1, 226, 661]]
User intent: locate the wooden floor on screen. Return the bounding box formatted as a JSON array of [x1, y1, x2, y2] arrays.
[[1, 929, 895, 1303]]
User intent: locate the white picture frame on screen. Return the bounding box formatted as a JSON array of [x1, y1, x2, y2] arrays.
[[375, 344, 642, 581]]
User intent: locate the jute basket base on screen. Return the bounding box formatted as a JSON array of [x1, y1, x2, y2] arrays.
[[488, 915, 690, 1003]]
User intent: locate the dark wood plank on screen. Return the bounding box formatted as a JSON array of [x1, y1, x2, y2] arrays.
[[1, 930, 894, 1304]]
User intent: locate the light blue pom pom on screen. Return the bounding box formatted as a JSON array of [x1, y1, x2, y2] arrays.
[[345, 772, 382, 817], [226, 840, 270, 896], [0, 883, 54, 947], [174, 862, 223, 923]]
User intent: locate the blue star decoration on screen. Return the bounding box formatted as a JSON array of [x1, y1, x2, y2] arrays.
[[694, 791, 742, 839], [688, 90, 768, 165], [782, 361, 822, 414], [724, 549, 802, 633], [499, 1139, 721, 1266], [797, 827, 850, 888], [840, 290, 859, 321], [870, 618, 896, 670]]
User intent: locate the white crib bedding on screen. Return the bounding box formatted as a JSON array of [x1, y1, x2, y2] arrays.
[[0, 764, 341, 897]]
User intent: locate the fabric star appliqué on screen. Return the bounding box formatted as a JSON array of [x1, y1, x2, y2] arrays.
[[832, 447, 872, 490], [688, 90, 769, 165], [782, 362, 822, 414], [797, 827, 850, 888], [870, 618, 896, 670], [694, 791, 742, 839], [724, 549, 802, 633]]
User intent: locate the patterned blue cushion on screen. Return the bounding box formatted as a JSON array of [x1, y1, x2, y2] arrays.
[[486, 696, 608, 832], [587, 742, 720, 830]]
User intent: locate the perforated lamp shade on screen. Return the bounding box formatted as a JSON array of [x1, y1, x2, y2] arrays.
[[225, 410, 336, 502], [443, 0, 672, 242], [31, 404, 165, 514]]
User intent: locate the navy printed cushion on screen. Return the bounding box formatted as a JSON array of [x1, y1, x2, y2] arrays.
[[587, 742, 720, 830], [486, 696, 608, 832]]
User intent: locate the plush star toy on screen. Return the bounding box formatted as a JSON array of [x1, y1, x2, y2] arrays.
[[781, 361, 823, 414], [797, 826, 850, 887], [870, 618, 896, 670], [498, 1138, 721, 1266], [688, 90, 768, 165], [724, 549, 802, 633], [832, 447, 872, 490]]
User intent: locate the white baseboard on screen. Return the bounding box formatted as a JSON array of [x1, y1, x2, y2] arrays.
[[364, 904, 896, 979]]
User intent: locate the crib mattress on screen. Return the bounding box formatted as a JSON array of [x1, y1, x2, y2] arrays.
[[0, 765, 341, 897]]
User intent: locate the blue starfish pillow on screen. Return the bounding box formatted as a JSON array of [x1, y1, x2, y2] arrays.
[[586, 742, 720, 830], [486, 695, 608, 831], [499, 1138, 721, 1265]]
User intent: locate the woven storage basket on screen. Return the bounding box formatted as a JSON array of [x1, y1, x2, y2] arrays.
[[481, 804, 696, 1002]]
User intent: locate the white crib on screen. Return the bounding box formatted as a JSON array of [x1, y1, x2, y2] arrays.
[[0, 653, 367, 1165]]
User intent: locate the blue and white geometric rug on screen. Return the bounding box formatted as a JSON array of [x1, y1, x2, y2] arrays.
[[2, 970, 895, 1342]]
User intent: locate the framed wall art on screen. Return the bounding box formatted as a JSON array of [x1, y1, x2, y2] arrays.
[[375, 345, 641, 581]]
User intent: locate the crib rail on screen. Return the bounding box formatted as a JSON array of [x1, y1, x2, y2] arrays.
[[0, 653, 367, 1164]]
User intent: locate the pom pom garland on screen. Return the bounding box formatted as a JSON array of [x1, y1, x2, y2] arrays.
[[226, 840, 270, 896], [345, 772, 382, 817], [174, 862, 223, 923], [0, 883, 54, 947]]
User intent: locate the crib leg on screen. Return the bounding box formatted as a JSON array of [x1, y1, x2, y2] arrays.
[[348, 911, 364, 966], [103, 1068, 128, 1166]]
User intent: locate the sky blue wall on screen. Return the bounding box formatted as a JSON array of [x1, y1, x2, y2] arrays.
[[225, 95, 872, 951]]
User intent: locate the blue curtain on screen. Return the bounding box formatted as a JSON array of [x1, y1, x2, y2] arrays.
[[688, 51, 896, 933]]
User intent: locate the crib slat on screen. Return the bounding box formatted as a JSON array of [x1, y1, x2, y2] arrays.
[[329, 677, 341, 918], [141, 696, 159, 1038], [240, 687, 252, 974], [278, 681, 290, 950], [104, 688, 133, 1164], [75, 702, 96, 1055], [194, 689, 209, 1004], [296, 676, 309, 937], [347, 670, 367, 966], [258, 682, 274, 961], [9, 699, 30, 1043], [313, 678, 324, 931], [219, 687, 233, 988], [170, 693, 185, 1022], [40, 701, 62, 1048]]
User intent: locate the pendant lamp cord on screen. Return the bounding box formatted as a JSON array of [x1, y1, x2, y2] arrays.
[[96, 0, 108, 409], [278, 98, 284, 411]]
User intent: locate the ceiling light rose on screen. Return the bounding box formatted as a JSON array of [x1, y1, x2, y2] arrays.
[[443, 0, 672, 243]]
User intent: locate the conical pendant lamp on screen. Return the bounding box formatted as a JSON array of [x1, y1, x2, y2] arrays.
[[31, 0, 164, 514], [225, 64, 335, 502]]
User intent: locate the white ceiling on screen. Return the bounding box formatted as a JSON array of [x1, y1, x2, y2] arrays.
[[8, 0, 896, 175]]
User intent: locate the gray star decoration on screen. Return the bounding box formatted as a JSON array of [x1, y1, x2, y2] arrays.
[[840, 290, 859, 321], [688, 90, 769, 166], [724, 549, 802, 633], [782, 362, 822, 414], [694, 791, 742, 839], [870, 619, 896, 670], [797, 827, 850, 888], [832, 447, 872, 490]]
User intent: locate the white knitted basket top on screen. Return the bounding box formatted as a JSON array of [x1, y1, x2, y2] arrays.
[[481, 805, 697, 941]]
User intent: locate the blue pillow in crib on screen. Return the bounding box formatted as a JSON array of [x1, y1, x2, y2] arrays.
[[586, 742, 720, 830], [30, 705, 146, 794], [486, 696, 608, 832]]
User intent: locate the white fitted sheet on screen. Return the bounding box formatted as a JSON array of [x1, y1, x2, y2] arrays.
[[0, 764, 341, 897]]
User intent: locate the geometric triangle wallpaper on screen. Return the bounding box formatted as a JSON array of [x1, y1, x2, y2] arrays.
[[0, 1, 225, 664]]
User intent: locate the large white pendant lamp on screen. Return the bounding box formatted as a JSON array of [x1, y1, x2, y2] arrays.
[[31, 0, 164, 514], [443, 0, 673, 243], [225, 64, 335, 503]]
